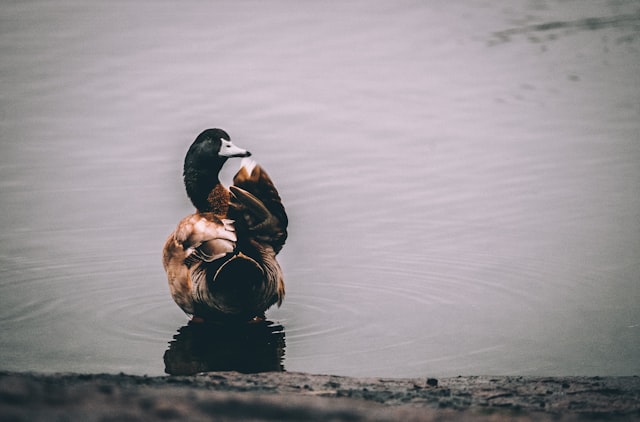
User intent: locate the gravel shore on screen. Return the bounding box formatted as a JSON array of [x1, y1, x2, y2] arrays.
[[1, 371, 639, 421]]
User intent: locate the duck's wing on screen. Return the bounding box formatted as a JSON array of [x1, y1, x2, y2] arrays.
[[230, 158, 288, 253], [162, 214, 237, 315]]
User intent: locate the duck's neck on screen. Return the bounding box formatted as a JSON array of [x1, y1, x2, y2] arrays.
[[184, 168, 229, 216]]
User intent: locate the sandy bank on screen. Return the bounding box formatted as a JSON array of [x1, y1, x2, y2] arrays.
[[1, 371, 639, 421]]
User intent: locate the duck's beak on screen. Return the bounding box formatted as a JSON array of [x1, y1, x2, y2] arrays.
[[219, 139, 252, 158]]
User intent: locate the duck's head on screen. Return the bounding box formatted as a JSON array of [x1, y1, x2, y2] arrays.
[[183, 128, 251, 212]]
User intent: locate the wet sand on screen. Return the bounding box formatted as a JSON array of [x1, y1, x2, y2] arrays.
[[1, 371, 638, 421]]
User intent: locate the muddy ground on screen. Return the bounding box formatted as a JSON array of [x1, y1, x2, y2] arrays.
[[1, 371, 639, 421]]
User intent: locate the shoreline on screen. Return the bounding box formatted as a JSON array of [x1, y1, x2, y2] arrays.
[[1, 371, 639, 421]]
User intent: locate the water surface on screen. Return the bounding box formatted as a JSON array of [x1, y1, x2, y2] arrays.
[[1, 0, 639, 377]]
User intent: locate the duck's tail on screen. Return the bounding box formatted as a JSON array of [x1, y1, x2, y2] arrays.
[[231, 159, 288, 254]]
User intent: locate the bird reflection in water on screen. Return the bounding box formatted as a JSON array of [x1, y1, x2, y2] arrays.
[[163, 320, 285, 375]]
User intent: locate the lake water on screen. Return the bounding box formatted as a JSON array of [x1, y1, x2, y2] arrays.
[[1, 0, 639, 378]]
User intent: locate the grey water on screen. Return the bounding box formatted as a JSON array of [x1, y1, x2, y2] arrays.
[[1, 0, 639, 378]]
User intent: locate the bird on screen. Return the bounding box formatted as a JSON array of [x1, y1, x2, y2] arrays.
[[162, 128, 288, 323]]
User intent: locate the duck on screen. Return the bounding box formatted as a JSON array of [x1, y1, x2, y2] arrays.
[[162, 128, 288, 322]]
